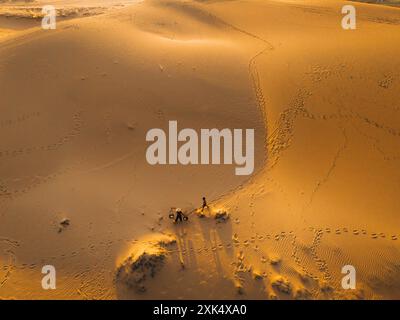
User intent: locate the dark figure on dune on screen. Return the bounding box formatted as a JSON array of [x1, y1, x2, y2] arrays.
[[201, 197, 209, 212], [175, 208, 184, 222]]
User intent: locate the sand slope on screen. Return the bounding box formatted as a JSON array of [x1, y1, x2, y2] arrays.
[[0, 0, 399, 299]]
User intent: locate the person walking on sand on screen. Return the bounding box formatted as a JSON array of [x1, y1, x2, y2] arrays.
[[175, 208, 184, 223], [201, 196, 209, 213]]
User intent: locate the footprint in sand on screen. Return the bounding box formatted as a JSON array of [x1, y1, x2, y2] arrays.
[[371, 233, 378, 239], [391, 235, 398, 240], [237, 251, 245, 261], [353, 230, 359, 235], [335, 229, 341, 235]]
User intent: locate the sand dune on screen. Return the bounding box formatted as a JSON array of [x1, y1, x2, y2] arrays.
[[0, 0, 139, 40], [352, 0, 400, 7], [0, 0, 399, 299]]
